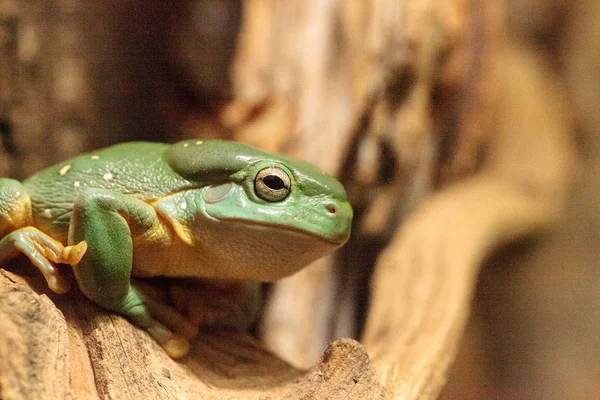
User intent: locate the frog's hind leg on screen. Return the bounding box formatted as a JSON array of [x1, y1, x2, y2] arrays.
[[0, 227, 87, 293], [0, 178, 87, 293]]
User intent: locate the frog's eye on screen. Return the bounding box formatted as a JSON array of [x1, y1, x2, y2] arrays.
[[254, 166, 291, 202]]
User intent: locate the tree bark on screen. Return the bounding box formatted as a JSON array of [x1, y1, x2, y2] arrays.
[[0, 267, 386, 400]]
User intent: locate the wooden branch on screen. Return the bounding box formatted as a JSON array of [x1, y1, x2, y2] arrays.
[[0, 266, 387, 400], [362, 28, 576, 400]]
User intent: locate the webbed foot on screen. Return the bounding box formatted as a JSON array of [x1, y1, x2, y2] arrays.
[[112, 284, 199, 358], [0, 226, 87, 293]]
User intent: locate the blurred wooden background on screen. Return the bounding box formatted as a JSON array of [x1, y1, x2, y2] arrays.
[[1, 0, 599, 398]]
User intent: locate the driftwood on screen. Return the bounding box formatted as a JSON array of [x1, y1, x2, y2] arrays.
[[443, 0, 600, 397], [0, 266, 383, 400], [0, 0, 582, 399]]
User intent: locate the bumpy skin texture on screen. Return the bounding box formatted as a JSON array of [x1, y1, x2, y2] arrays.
[[0, 140, 352, 358]]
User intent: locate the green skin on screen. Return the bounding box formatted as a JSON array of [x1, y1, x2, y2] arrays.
[[0, 140, 352, 358]]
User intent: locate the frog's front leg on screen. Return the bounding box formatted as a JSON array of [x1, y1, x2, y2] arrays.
[[68, 188, 197, 358]]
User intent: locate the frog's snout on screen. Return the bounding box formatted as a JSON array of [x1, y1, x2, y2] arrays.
[[326, 204, 338, 215], [325, 200, 353, 245]]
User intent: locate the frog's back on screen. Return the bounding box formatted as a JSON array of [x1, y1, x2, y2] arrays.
[[24, 142, 192, 240]]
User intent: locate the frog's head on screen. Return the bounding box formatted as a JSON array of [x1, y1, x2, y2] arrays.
[[164, 140, 353, 281]]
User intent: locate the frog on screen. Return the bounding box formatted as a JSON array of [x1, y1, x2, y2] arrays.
[[0, 139, 352, 358]]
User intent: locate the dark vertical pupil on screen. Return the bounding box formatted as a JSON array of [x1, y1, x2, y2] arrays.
[[263, 175, 285, 190]]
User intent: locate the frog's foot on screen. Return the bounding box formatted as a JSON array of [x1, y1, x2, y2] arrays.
[[136, 286, 200, 340], [0, 226, 87, 293], [115, 285, 199, 358], [148, 325, 190, 359]]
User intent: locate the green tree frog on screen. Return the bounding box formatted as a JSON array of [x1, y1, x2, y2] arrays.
[[0, 140, 352, 358]]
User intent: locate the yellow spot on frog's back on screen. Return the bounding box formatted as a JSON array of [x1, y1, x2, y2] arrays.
[[59, 165, 71, 176], [41, 209, 52, 218], [183, 143, 189, 147], [74, 181, 81, 187], [103, 173, 113, 180], [91, 155, 100, 160], [195, 140, 203, 145]]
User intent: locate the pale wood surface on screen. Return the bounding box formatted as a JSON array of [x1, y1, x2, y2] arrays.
[[0, 266, 386, 400]]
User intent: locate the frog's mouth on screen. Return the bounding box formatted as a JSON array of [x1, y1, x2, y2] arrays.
[[222, 217, 349, 246]]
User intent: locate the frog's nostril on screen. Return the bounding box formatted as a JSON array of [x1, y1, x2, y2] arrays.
[[326, 204, 337, 215]]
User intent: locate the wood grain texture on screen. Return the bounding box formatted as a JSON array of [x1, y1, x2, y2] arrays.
[[0, 266, 387, 400]]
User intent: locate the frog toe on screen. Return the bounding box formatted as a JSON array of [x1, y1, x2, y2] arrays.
[[107, 285, 196, 357], [140, 290, 199, 339], [146, 322, 190, 358], [163, 335, 190, 359], [62, 241, 87, 266], [47, 273, 71, 294], [0, 227, 73, 293]]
